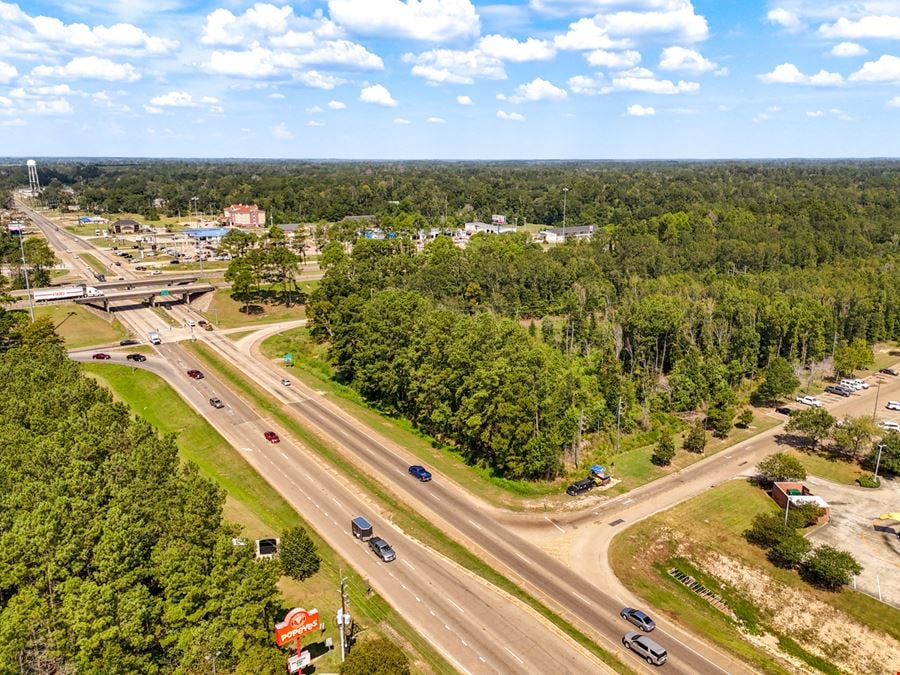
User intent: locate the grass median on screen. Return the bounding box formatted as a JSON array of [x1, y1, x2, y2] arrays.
[[82, 363, 452, 675], [186, 340, 635, 675]]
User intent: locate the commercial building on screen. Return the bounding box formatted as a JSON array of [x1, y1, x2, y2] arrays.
[[224, 204, 266, 228], [771, 482, 830, 525], [543, 225, 596, 244]]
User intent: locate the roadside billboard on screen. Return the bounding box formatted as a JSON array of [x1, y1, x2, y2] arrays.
[[274, 608, 320, 646]]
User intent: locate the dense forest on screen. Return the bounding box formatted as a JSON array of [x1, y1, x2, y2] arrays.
[[3, 160, 899, 479], [0, 310, 286, 673]]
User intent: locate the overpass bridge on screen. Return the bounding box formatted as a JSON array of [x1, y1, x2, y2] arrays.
[[75, 283, 216, 311], [92, 275, 201, 292]]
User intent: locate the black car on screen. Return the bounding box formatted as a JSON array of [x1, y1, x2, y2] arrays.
[[880, 368, 899, 376], [119, 338, 138, 346], [775, 406, 793, 416], [566, 477, 596, 496], [125, 353, 146, 362], [824, 385, 851, 397]]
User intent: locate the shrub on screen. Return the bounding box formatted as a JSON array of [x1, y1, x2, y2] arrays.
[[786, 503, 825, 529], [651, 431, 676, 466], [745, 513, 794, 549], [801, 545, 863, 591], [341, 637, 410, 675], [767, 533, 811, 569], [857, 473, 880, 488], [682, 421, 707, 454], [737, 409, 754, 428]]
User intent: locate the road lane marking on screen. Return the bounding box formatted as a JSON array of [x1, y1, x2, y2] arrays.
[[401, 559, 416, 571], [400, 583, 407, 590], [504, 648, 524, 665], [466, 518, 483, 531], [571, 592, 591, 605], [543, 516, 565, 533], [445, 624, 452, 631], [461, 640, 468, 647], [431, 494, 441, 501], [447, 599, 465, 614], [622, 498, 634, 505]]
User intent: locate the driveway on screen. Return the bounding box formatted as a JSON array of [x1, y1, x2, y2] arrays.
[[804, 475, 900, 608]]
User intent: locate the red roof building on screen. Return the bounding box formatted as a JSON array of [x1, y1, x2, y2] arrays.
[[224, 204, 266, 228]]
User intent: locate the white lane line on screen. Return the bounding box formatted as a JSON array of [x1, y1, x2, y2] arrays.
[[401, 559, 416, 571], [543, 516, 565, 533], [242, 447, 253, 453], [466, 518, 483, 531], [447, 598, 466, 614], [622, 498, 634, 505], [331, 496, 341, 505], [571, 592, 591, 605], [429, 609, 436, 616], [479, 656, 486, 663], [415, 596, 421, 603], [400, 583, 407, 590], [431, 494, 441, 502], [387, 571, 394, 578], [504, 647, 524, 665], [445, 624, 452, 631], [461, 640, 468, 647]]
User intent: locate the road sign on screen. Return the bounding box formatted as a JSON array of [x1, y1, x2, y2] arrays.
[[283, 353, 293, 365], [160, 289, 170, 296]]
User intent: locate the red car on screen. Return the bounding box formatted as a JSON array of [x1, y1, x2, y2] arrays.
[[92, 353, 111, 360], [187, 369, 204, 379], [264, 431, 280, 443]]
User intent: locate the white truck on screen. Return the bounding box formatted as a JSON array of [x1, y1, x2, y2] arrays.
[[32, 284, 104, 302], [148, 330, 161, 345]]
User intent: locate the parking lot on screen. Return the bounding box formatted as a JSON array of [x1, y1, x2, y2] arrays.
[[804, 475, 900, 608]]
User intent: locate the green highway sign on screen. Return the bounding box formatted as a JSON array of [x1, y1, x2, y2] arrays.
[[160, 289, 170, 296]]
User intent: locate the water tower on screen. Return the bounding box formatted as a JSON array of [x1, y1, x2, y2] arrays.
[[26, 159, 40, 197]]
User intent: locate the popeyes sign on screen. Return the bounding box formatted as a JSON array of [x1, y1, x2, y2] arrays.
[[274, 608, 320, 646]]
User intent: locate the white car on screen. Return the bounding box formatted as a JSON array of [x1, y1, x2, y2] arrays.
[[796, 395, 823, 408], [849, 378, 869, 390], [839, 379, 863, 391], [281, 378, 291, 387], [878, 420, 900, 432], [886, 401, 900, 411]]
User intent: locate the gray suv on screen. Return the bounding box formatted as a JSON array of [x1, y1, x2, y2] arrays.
[[623, 631, 667, 666]]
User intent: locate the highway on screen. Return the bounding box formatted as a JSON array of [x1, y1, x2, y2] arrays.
[[20, 203, 609, 674]]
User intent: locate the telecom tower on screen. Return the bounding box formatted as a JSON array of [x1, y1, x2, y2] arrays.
[[26, 159, 40, 197]]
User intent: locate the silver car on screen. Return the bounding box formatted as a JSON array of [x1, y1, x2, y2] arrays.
[[620, 607, 656, 632], [623, 631, 667, 666]]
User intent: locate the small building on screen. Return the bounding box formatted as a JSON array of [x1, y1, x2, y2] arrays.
[[224, 203, 266, 228], [543, 225, 596, 244], [182, 226, 231, 242], [110, 218, 143, 234], [771, 482, 830, 525], [464, 221, 516, 235]]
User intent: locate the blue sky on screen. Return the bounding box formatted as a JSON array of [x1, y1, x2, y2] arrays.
[[2, 0, 900, 159]]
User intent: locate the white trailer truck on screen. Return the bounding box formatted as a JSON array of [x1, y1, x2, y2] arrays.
[[32, 285, 104, 302]]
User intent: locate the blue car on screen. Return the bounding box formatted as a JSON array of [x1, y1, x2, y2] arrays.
[[408, 465, 432, 482]]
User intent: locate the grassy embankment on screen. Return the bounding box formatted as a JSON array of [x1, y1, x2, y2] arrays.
[[82, 363, 452, 675], [34, 304, 125, 349], [609, 479, 900, 675], [197, 286, 311, 329], [185, 340, 634, 674], [259, 326, 780, 509]]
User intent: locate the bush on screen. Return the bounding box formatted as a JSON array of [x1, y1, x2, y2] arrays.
[[682, 421, 707, 454], [651, 431, 676, 466], [280, 526, 321, 581], [737, 409, 754, 428], [341, 637, 410, 675], [767, 533, 811, 569], [756, 452, 807, 486], [801, 545, 862, 591], [745, 513, 794, 549], [857, 473, 880, 488], [786, 503, 825, 529]]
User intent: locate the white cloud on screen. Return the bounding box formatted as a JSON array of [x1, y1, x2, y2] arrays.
[[150, 91, 196, 107], [767, 8, 802, 30], [31, 99, 72, 115], [554, 17, 632, 51], [505, 77, 568, 102], [328, 99, 347, 109], [849, 54, 900, 82], [143, 105, 163, 114], [807, 110, 825, 117], [626, 103, 655, 116], [457, 94, 473, 105], [269, 92, 286, 99], [658, 46, 716, 73], [611, 74, 699, 93], [294, 71, 345, 90], [0, 60, 17, 84], [889, 95, 900, 107], [206, 45, 279, 77], [586, 49, 641, 69], [478, 34, 555, 61], [328, 0, 480, 42], [360, 83, 398, 106], [819, 16, 900, 40], [568, 73, 605, 95], [31, 56, 140, 82], [758, 62, 844, 86], [753, 112, 772, 123], [830, 41, 868, 57], [427, 116, 446, 123], [306, 105, 323, 113], [403, 48, 505, 84], [496, 109, 525, 121], [202, 5, 333, 45], [306, 120, 325, 127], [272, 122, 294, 139], [394, 117, 411, 124]]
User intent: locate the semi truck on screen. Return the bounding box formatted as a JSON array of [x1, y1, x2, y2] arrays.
[[33, 284, 104, 302]]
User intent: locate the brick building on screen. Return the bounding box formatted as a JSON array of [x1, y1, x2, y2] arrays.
[[224, 204, 266, 228]]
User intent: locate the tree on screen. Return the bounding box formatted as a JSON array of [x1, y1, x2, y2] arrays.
[[745, 513, 794, 549], [682, 421, 707, 454], [737, 409, 754, 428], [651, 430, 676, 466], [707, 394, 736, 438], [753, 356, 799, 404], [341, 637, 410, 675], [756, 452, 807, 485], [865, 431, 900, 476], [801, 545, 862, 590], [279, 526, 320, 581], [785, 408, 835, 449], [832, 338, 874, 377], [786, 503, 825, 529], [831, 415, 877, 461], [768, 533, 811, 569]]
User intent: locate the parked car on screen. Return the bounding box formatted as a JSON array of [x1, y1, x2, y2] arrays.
[[408, 465, 432, 482], [879, 368, 898, 376], [623, 632, 667, 666], [824, 385, 852, 397], [795, 395, 822, 408], [281, 378, 291, 386], [187, 369, 204, 379], [847, 378, 870, 390], [886, 401, 900, 411], [839, 379, 864, 391], [775, 406, 794, 416], [621, 608, 656, 632], [566, 477, 596, 496], [368, 537, 396, 562], [92, 353, 111, 360], [879, 421, 900, 432], [119, 338, 138, 346], [264, 431, 280, 443], [125, 353, 146, 362], [209, 397, 224, 409]]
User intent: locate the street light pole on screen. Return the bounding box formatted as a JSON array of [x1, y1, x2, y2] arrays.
[[17, 229, 35, 323], [784, 496, 791, 525], [562, 186, 569, 242], [874, 442, 885, 478]]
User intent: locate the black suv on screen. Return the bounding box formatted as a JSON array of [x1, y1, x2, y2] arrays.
[[566, 477, 596, 496], [824, 385, 851, 397], [775, 406, 793, 416], [125, 353, 146, 362]]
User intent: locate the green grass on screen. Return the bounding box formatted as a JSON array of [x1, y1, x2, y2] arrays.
[[788, 448, 865, 485], [78, 252, 107, 275], [186, 341, 634, 674], [82, 364, 453, 675], [609, 479, 900, 673], [35, 304, 125, 348], [199, 288, 306, 329]]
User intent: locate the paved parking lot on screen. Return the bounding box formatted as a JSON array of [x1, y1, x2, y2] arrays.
[[804, 475, 900, 608]]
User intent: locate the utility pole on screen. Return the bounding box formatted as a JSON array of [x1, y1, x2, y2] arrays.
[[874, 443, 885, 478], [562, 186, 569, 241], [17, 228, 35, 323], [338, 573, 349, 662], [872, 380, 881, 421]]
